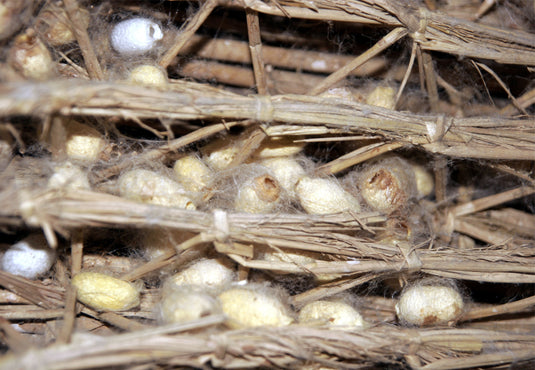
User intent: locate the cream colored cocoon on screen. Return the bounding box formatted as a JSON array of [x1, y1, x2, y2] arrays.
[[47, 161, 90, 190], [173, 155, 213, 193], [159, 284, 221, 324], [252, 136, 305, 158], [218, 287, 293, 328], [129, 65, 168, 87], [72, 272, 140, 312], [298, 300, 365, 328], [296, 177, 360, 214], [234, 173, 282, 213], [168, 258, 235, 289], [118, 169, 196, 209], [395, 285, 464, 326]]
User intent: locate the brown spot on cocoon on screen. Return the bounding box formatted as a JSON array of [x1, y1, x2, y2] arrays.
[[254, 175, 280, 203]]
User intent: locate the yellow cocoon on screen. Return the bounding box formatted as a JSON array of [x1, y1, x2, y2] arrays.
[[260, 157, 305, 198], [168, 258, 235, 289], [47, 161, 90, 190], [358, 157, 416, 213], [234, 174, 282, 213], [365, 86, 396, 109], [296, 177, 360, 214], [173, 155, 213, 193], [395, 285, 464, 326], [411, 164, 434, 198], [8, 31, 53, 80], [218, 287, 294, 328], [48, 119, 105, 163], [118, 169, 196, 209], [72, 272, 140, 311], [129, 65, 168, 87], [159, 284, 221, 324], [298, 300, 365, 328], [252, 136, 305, 159]]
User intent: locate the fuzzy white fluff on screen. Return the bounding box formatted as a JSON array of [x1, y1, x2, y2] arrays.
[[110, 18, 163, 55], [1, 235, 56, 279]]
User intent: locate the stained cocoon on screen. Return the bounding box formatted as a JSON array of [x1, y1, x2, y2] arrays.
[[118, 169, 196, 209], [159, 284, 221, 324], [1, 234, 55, 279], [129, 65, 168, 87], [218, 286, 294, 328], [296, 177, 360, 214], [234, 173, 282, 213], [72, 272, 140, 311], [173, 155, 213, 194], [357, 157, 417, 213], [110, 18, 163, 55], [8, 31, 53, 80], [47, 161, 90, 190], [260, 157, 305, 198], [298, 300, 365, 328], [168, 258, 235, 289], [395, 285, 464, 326]]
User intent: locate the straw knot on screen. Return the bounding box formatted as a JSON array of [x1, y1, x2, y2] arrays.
[[398, 242, 422, 272], [425, 115, 453, 143], [253, 95, 274, 122], [212, 209, 230, 243]]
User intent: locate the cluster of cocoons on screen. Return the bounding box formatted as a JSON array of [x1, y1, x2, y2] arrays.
[[72, 272, 140, 312], [395, 284, 464, 326], [0, 234, 56, 279]]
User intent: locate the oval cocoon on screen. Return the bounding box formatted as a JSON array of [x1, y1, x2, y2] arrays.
[[218, 287, 293, 328], [299, 300, 365, 328], [169, 258, 235, 289], [395, 285, 463, 326], [72, 272, 140, 311], [296, 177, 360, 214]]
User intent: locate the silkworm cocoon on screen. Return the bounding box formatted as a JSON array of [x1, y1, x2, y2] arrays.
[[366, 86, 396, 109], [110, 18, 163, 55], [8, 30, 54, 80], [395, 285, 464, 326], [118, 169, 196, 209], [159, 284, 221, 324], [410, 164, 434, 198], [201, 139, 240, 171], [36, 5, 89, 46], [168, 258, 235, 289], [47, 161, 90, 190], [298, 300, 365, 328], [358, 157, 416, 213], [218, 287, 294, 328], [173, 155, 213, 194], [129, 65, 168, 87], [1, 234, 55, 279], [234, 173, 282, 213], [253, 137, 305, 159], [71, 272, 140, 311], [296, 177, 361, 214], [260, 157, 305, 198], [48, 119, 105, 163]]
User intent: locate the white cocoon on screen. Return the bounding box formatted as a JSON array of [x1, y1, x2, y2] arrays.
[[395, 285, 463, 326], [218, 287, 294, 328], [47, 161, 90, 190], [110, 18, 163, 55], [1, 234, 55, 279], [298, 300, 365, 328], [296, 177, 360, 214], [118, 169, 196, 209], [168, 258, 235, 289], [159, 284, 221, 324]]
